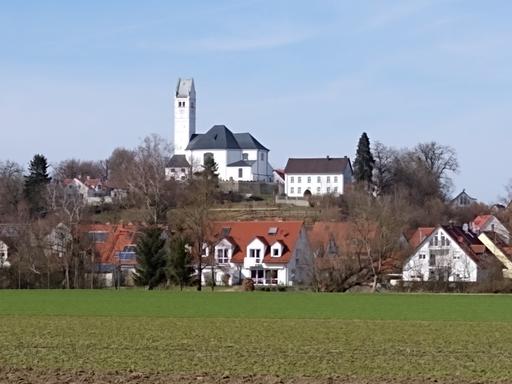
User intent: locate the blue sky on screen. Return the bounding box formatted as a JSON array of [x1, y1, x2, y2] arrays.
[[1, 0, 511, 202]]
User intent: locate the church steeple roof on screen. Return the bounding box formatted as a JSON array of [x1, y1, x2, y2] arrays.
[[175, 78, 195, 98]]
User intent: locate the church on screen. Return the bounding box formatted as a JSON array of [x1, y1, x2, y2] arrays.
[[166, 78, 273, 182]]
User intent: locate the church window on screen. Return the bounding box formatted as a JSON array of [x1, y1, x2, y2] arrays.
[[242, 153, 249, 160], [238, 168, 243, 178], [182, 101, 186, 107]]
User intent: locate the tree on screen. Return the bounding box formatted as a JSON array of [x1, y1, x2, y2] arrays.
[[372, 142, 396, 196], [353, 132, 375, 189], [167, 235, 194, 290], [0, 161, 24, 220], [134, 227, 167, 289], [24, 154, 52, 217], [54, 159, 106, 180]]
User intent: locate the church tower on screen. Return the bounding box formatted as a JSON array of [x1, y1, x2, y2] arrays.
[[174, 78, 196, 155]]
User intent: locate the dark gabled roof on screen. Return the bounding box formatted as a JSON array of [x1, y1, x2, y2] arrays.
[[186, 125, 241, 150], [227, 160, 256, 167], [284, 157, 351, 174], [166, 155, 190, 168], [233, 133, 268, 151]]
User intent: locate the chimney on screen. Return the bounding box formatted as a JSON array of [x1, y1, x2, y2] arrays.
[[326, 155, 330, 160]]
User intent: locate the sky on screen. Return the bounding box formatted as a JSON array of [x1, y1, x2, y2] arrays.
[[1, 0, 511, 203]]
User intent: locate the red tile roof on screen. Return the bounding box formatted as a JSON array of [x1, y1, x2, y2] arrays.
[[212, 221, 304, 265], [407, 227, 435, 248], [472, 215, 493, 231], [82, 223, 140, 266]]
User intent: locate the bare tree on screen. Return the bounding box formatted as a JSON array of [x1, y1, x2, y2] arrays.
[[0, 161, 24, 220], [372, 142, 397, 196], [54, 159, 106, 180]]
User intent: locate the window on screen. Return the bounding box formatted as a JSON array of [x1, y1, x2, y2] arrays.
[[307, 176, 311, 183], [260, 152, 265, 161], [316, 187, 321, 193], [429, 254, 436, 267], [238, 168, 243, 178], [326, 176, 331, 183], [419, 254, 426, 260], [333, 186, 338, 193], [217, 248, 229, 264], [243, 153, 249, 160], [273, 248, 279, 256], [88, 231, 108, 243], [327, 187, 330, 193], [170, 168, 176, 173], [182, 101, 186, 107], [249, 249, 261, 262], [334, 176, 338, 183], [290, 176, 294, 183], [290, 187, 294, 194], [298, 187, 302, 194], [298, 177, 302, 183], [180, 168, 185, 173], [317, 176, 321, 183]]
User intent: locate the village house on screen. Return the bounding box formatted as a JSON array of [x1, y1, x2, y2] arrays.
[[284, 156, 353, 198], [63, 177, 126, 206], [471, 215, 510, 243], [450, 189, 477, 207], [166, 78, 273, 182], [402, 225, 500, 283], [202, 220, 310, 286], [83, 223, 140, 287]]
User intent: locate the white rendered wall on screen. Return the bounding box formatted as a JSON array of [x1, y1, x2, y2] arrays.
[[285, 173, 345, 197], [174, 92, 196, 155]]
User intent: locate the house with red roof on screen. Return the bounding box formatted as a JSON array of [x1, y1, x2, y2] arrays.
[[471, 215, 510, 243], [403, 225, 501, 282], [83, 223, 140, 286], [204, 221, 310, 286]]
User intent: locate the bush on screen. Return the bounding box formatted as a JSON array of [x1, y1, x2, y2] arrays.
[[242, 278, 255, 291]]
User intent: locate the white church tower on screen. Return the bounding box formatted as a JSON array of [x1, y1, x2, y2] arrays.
[[174, 78, 196, 155]]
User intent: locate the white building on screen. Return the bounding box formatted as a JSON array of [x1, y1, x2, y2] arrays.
[[402, 225, 497, 283], [283, 157, 352, 198], [471, 215, 510, 243], [201, 221, 311, 286], [166, 78, 273, 182], [0, 240, 10, 268]]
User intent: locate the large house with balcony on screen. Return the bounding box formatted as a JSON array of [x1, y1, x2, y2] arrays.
[[284, 156, 352, 198], [402, 225, 500, 283], [202, 221, 311, 286]]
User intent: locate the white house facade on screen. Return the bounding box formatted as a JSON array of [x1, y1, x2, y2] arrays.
[[284, 157, 352, 198], [402, 225, 493, 283], [166, 78, 273, 182], [201, 221, 310, 286]]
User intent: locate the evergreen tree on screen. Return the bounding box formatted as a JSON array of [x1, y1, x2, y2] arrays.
[[167, 235, 194, 290], [353, 132, 375, 188], [24, 154, 51, 217], [202, 155, 219, 181], [134, 227, 167, 289]]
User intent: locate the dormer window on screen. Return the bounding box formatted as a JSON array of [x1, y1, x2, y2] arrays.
[[273, 248, 279, 257], [249, 249, 261, 262], [217, 248, 229, 264], [271, 241, 284, 258]]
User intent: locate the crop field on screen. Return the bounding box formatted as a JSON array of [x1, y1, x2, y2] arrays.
[[1, 291, 512, 383]]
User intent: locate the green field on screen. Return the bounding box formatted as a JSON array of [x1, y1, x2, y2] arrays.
[[1, 290, 512, 382]]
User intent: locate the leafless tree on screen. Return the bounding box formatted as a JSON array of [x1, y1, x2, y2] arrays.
[[53, 159, 106, 180], [372, 142, 397, 196], [0, 161, 24, 220]]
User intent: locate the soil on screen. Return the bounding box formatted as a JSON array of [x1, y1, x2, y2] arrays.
[[0, 368, 508, 384]]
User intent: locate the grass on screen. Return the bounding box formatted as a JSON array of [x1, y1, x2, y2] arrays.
[[1, 290, 512, 380]]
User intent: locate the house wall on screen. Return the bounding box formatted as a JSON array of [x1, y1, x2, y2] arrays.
[[480, 217, 510, 243], [285, 173, 345, 197], [174, 88, 196, 155], [226, 166, 252, 181], [402, 228, 478, 282], [188, 149, 245, 180]]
